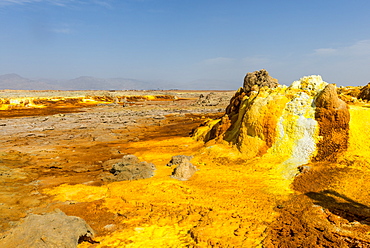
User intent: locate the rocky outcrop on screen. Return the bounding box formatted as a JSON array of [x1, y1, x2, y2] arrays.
[[104, 155, 156, 181], [195, 93, 222, 106], [225, 88, 246, 116], [314, 84, 350, 161], [166, 155, 193, 167], [243, 69, 279, 96], [168, 155, 198, 181], [202, 69, 279, 145], [204, 69, 280, 144], [192, 71, 350, 178], [358, 83, 370, 101], [0, 210, 95, 248], [337, 86, 361, 103]]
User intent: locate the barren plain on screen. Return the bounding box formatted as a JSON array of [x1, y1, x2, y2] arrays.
[[1, 72, 370, 248]]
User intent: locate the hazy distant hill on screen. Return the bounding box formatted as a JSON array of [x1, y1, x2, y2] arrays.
[[0, 74, 154, 90], [0, 74, 237, 90], [0, 74, 60, 90], [63, 76, 150, 90]]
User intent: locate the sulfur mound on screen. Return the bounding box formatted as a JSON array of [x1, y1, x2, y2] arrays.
[[168, 155, 198, 181], [103, 154, 156, 181], [193, 71, 350, 178], [0, 210, 95, 248]]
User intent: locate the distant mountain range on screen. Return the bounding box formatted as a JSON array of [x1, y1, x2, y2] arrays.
[[0, 73, 237, 90], [0, 74, 158, 90]]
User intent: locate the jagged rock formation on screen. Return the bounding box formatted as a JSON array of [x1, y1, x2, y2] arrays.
[[0, 211, 95, 248], [358, 82, 370, 101], [169, 155, 198, 181], [193, 71, 350, 178], [243, 69, 279, 96], [104, 155, 156, 181], [166, 155, 193, 167], [195, 93, 221, 106]]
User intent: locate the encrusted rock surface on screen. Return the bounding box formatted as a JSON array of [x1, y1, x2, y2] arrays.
[[104, 155, 156, 181], [358, 82, 370, 101], [195, 93, 218, 106], [193, 73, 351, 178], [314, 84, 350, 161], [166, 155, 193, 167], [243, 69, 279, 96], [169, 155, 198, 181], [0, 210, 95, 248]]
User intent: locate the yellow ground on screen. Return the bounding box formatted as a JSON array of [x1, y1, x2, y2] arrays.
[[43, 134, 295, 247], [42, 98, 370, 247]]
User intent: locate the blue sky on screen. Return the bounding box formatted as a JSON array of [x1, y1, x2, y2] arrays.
[[1, 0, 370, 89]]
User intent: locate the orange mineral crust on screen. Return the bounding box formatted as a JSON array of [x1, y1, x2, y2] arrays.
[[1, 72, 370, 247]]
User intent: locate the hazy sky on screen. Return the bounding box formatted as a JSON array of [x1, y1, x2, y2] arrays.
[[1, 0, 370, 89]]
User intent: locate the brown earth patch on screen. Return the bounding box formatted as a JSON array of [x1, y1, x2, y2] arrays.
[[264, 163, 370, 247]]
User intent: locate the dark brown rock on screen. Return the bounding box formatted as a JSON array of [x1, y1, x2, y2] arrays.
[[243, 69, 279, 96], [358, 82, 370, 101], [315, 84, 344, 109], [225, 88, 246, 116], [206, 114, 232, 142]]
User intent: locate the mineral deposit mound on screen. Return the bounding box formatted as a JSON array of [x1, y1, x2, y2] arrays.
[[193, 70, 350, 177], [1, 72, 370, 247]]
